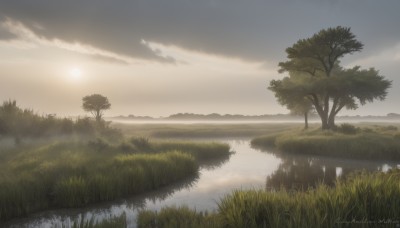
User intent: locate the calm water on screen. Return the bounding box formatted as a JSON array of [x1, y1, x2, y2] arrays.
[[6, 139, 400, 228]]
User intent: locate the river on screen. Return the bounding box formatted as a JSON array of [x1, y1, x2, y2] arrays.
[[6, 138, 400, 227]]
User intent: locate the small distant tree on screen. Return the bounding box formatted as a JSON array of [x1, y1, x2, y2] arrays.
[[290, 100, 313, 129], [82, 94, 111, 123], [269, 75, 313, 129]]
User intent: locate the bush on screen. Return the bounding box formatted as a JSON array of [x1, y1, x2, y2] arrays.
[[117, 142, 136, 153], [130, 137, 152, 151], [74, 117, 96, 135], [336, 123, 358, 135], [87, 138, 111, 152]]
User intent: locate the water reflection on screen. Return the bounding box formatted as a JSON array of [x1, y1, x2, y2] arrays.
[[6, 175, 199, 228], [266, 155, 336, 190], [197, 152, 233, 170], [6, 139, 400, 228], [265, 152, 400, 191]]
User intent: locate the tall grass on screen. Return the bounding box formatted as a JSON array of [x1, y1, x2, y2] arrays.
[[251, 125, 400, 160], [153, 141, 231, 161], [138, 170, 400, 228], [67, 213, 127, 228], [138, 206, 220, 228], [0, 138, 230, 222]]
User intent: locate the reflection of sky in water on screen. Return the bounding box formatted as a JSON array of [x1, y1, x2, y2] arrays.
[[144, 140, 281, 212], [6, 139, 400, 228]]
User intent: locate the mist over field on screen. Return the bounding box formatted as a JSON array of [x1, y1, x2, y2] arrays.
[[1, 1, 400, 227]]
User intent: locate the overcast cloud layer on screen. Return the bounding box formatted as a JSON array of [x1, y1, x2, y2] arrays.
[[0, 0, 399, 116], [1, 0, 400, 63]]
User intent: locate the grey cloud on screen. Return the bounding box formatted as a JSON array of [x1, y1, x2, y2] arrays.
[[0, 21, 17, 40], [90, 54, 130, 65], [0, 0, 399, 63]]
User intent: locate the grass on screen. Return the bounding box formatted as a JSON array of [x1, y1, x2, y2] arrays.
[[152, 141, 231, 161], [68, 213, 127, 228], [138, 206, 220, 228], [251, 124, 400, 160], [113, 123, 298, 138], [0, 138, 230, 222], [138, 170, 400, 228]]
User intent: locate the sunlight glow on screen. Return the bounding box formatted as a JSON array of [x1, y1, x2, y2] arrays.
[[69, 67, 82, 80]]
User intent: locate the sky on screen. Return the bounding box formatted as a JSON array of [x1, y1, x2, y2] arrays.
[[0, 0, 399, 117]]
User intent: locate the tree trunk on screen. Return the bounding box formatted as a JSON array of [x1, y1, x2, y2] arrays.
[[321, 93, 331, 130], [304, 111, 308, 129], [321, 114, 329, 130], [309, 94, 332, 130], [95, 110, 101, 122], [328, 114, 336, 129]]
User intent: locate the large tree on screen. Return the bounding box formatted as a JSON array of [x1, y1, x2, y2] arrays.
[[82, 94, 111, 122], [270, 26, 391, 129]]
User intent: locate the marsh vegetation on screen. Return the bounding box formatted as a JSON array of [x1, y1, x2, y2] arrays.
[[0, 102, 231, 223], [0, 138, 230, 222], [138, 170, 400, 228], [1, 101, 400, 227], [252, 124, 400, 160]]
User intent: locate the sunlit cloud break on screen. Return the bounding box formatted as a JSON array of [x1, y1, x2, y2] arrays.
[[0, 18, 132, 64]]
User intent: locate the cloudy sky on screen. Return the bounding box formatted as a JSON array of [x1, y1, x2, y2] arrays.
[[0, 0, 399, 117]]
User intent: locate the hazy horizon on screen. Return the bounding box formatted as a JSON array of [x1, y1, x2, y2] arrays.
[[1, 1, 399, 117]]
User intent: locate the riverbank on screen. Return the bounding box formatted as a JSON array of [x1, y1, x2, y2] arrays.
[[0, 138, 230, 222], [251, 124, 400, 160], [138, 169, 400, 227]]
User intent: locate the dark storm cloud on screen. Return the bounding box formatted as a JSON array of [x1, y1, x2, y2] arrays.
[[0, 0, 399, 63]]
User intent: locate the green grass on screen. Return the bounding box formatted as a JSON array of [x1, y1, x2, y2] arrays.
[[138, 206, 220, 228], [138, 170, 400, 228], [153, 141, 231, 161], [0, 138, 230, 222], [113, 123, 298, 138], [251, 124, 400, 160]]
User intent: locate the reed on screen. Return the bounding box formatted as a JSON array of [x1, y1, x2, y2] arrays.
[[138, 170, 400, 228], [0, 138, 229, 222], [251, 125, 400, 160], [138, 206, 220, 228]]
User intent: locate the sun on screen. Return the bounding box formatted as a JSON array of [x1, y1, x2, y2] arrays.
[[69, 67, 82, 80]]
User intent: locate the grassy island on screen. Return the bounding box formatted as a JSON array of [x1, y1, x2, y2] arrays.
[[251, 124, 400, 160], [0, 138, 230, 222]]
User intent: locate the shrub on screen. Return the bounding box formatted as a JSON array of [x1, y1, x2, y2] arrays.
[[87, 138, 111, 152], [74, 117, 95, 135], [117, 142, 136, 153], [336, 123, 358, 135], [130, 137, 152, 151]]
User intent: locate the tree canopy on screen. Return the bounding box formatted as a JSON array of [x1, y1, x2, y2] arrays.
[[82, 94, 111, 122], [270, 26, 391, 129]]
